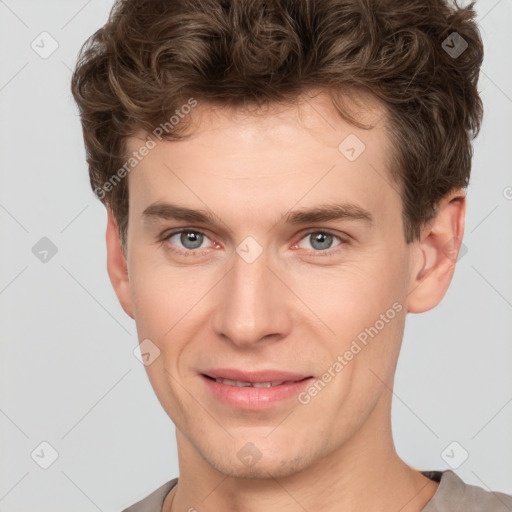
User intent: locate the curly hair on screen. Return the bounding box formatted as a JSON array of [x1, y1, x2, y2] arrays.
[[71, 0, 484, 250]]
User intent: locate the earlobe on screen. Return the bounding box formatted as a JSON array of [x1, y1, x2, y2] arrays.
[[407, 190, 466, 314], [105, 208, 134, 319]]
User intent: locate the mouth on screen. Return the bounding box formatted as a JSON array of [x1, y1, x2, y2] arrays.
[[205, 376, 304, 388], [199, 369, 314, 409]]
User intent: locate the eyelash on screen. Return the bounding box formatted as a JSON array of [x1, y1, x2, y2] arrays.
[[160, 228, 348, 257]]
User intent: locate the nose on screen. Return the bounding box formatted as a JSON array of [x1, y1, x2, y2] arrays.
[[211, 242, 293, 348]]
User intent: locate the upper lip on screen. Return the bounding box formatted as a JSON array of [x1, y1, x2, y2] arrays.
[[201, 368, 312, 383]]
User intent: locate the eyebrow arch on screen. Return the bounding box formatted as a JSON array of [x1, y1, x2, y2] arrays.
[[141, 201, 373, 228], [142, 203, 222, 226], [284, 203, 373, 225]]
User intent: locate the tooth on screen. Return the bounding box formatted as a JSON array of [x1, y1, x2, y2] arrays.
[[234, 380, 252, 387], [216, 378, 252, 387], [214, 378, 287, 388]]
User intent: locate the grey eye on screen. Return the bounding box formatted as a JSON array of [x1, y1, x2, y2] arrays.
[[169, 231, 206, 250], [308, 232, 334, 251], [296, 231, 343, 252], [181, 231, 204, 249]]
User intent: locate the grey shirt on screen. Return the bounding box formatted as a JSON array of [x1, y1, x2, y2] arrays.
[[122, 470, 512, 512]]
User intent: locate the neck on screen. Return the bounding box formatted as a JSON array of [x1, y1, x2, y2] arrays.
[[164, 393, 439, 512]]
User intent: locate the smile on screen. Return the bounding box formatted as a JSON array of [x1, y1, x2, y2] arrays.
[[200, 370, 314, 410], [213, 378, 294, 388]]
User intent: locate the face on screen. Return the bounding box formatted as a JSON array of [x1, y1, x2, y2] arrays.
[[117, 91, 423, 478]]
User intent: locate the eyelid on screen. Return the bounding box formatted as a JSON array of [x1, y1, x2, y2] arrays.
[[298, 228, 348, 240], [162, 227, 212, 241]]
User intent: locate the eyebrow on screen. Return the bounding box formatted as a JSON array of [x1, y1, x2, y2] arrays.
[[284, 203, 373, 225], [141, 201, 373, 228]]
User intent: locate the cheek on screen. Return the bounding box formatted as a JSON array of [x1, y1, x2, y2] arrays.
[[130, 275, 169, 336], [128, 260, 219, 373], [293, 253, 409, 384], [294, 254, 406, 327], [129, 256, 197, 331]]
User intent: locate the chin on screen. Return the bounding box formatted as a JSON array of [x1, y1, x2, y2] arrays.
[[202, 446, 315, 480]]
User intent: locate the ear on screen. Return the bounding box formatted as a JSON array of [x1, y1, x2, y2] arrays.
[[407, 189, 466, 313], [106, 208, 134, 318]]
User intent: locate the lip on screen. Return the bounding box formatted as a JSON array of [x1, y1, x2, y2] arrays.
[[200, 368, 314, 410]]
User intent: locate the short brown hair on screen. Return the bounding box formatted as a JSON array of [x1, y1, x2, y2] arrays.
[[71, 0, 484, 250]]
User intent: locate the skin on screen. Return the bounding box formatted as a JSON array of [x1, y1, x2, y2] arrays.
[[106, 90, 466, 512]]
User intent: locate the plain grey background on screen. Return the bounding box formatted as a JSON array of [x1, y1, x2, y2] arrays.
[[0, 1, 511, 510]]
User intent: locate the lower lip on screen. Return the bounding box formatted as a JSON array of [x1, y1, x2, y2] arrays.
[[201, 375, 314, 410]]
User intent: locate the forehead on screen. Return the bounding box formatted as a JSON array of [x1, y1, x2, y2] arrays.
[[128, 89, 388, 158], [124, 90, 399, 229]]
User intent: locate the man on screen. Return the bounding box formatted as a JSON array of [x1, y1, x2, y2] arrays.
[[71, 0, 512, 510]]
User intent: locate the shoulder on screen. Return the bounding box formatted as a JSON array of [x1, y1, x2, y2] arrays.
[[422, 470, 512, 511], [121, 477, 178, 512]]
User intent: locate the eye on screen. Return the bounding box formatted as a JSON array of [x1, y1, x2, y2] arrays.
[[164, 229, 213, 254], [295, 230, 345, 254]]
